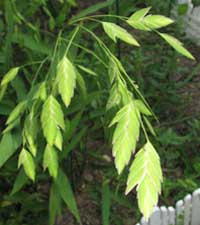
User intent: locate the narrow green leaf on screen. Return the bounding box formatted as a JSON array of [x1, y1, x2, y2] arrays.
[[57, 56, 77, 107], [18, 148, 35, 181], [33, 82, 47, 101], [129, 7, 151, 21], [0, 85, 8, 101], [127, 9, 173, 31], [102, 22, 140, 46], [11, 76, 27, 101], [41, 95, 65, 145], [102, 182, 111, 225], [78, 65, 97, 76], [12, 33, 51, 55], [1, 67, 19, 86], [106, 82, 122, 111], [54, 129, 63, 151], [24, 115, 38, 156], [0, 132, 21, 168], [76, 72, 87, 99], [159, 32, 195, 60], [10, 168, 28, 195], [69, 0, 114, 23], [143, 15, 174, 29], [0, 102, 12, 116], [55, 169, 81, 224], [144, 117, 156, 136], [3, 118, 20, 134], [6, 101, 27, 125], [134, 99, 152, 116], [108, 59, 120, 85], [43, 145, 58, 178], [49, 183, 62, 225]]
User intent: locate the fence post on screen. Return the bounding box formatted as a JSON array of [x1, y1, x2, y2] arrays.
[[191, 189, 200, 225], [184, 194, 192, 225]]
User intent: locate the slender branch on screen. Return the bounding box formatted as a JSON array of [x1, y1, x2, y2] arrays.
[[60, 38, 108, 68], [69, 14, 127, 25], [65, 26, 80, 56]]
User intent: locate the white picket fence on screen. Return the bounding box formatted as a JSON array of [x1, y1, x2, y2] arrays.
[[136, 188, 200, 225], [175, 0, 200, 45]]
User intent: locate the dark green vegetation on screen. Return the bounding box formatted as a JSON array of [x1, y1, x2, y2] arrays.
[[0, 1, 199, 225]]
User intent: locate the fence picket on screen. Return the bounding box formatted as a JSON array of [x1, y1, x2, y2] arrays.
[[161, 206, 168, 225], [149, 207, 161, 225], [184, 194, 192, 225], [168, 207, 175, 225], [140, 217, 148, 225], [135, 189, 200, 225], [176, 200, 184, 225], [191, 188, 200, 225]]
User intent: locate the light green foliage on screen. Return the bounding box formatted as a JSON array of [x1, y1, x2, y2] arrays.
[[33, 82, 47, 101], [126, 142, 163, 219], [129, 7, 151, 21], [159, 33, 195, 60], [110, 102, 140, 174], [78, 65, 97, 76], [0, 2, 195, 224], [106, 82, 122, 111], [54, 129, 63, 151], [10, 169, 28, 195], [126, 7, 194, 60], [1, 67, 19, 86], [57, 56, 77, 107], [41, 95, 65, 146], [6, 101, 27, 125], [134, 99, 152, 116], [18, 148, 35, 181], [102, 22, 140, 46], [142, 15, 174, 29], [0, 132, 21, 168], [43, 145, 58, 178], [127, 7, 174, 30], [24, 115, 38, 156]]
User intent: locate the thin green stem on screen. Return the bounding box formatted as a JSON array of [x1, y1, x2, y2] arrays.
[[80, 25, 112, 57], [20, 60, 46, 68], [32, 57, 49, 85], [60, 38, 108, 68], [52, 30, 62, 60], [140, 116, 149, 142], [122, 71, 158, 121], [65, 26, 80, 56], [69, 14, 127, 25]]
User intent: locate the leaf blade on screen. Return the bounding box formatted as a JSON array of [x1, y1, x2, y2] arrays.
[[125, 142, 163, 220], [102, 22, 140, 46], [57, 56, 77, 107], [55, 169, 81, 224], [159, 32, 195, 60], [18, 148, 35, 181], [41, 95, 65, 145], [1, 67, 19, 86], [43, 145, 58, 178]]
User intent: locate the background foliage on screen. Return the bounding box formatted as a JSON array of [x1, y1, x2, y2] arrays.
[[0, 1, 199, 225]]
